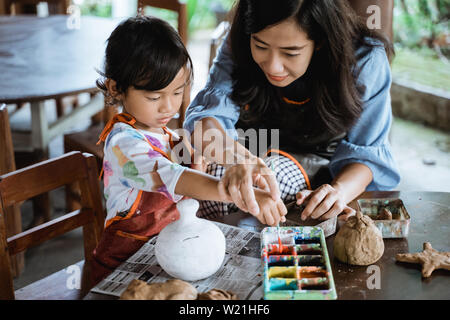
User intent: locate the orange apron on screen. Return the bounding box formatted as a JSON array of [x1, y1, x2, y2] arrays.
[[91, 113, 188, 285]]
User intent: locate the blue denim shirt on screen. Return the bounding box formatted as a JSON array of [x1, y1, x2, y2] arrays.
[[184, 36, 400, 191]]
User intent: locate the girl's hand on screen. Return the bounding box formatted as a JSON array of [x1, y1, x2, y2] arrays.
[[296, 184, 355, 221], [253, 189, 287, 226], [218, 157, 280, 216]]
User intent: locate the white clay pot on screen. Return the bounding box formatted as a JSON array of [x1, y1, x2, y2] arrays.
[[155, 198, 226, 281]]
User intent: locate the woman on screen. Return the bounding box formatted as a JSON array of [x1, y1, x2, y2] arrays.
[[184, 0, 400, 222]]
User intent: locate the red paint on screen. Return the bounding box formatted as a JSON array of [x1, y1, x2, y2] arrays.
[[267, 244, 295, 255], [278, 235, 283, 254]]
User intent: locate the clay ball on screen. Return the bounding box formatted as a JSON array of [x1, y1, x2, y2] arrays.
[[333, 211, 384, 266]]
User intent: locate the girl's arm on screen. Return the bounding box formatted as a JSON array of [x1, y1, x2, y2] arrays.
[[191, 117, 281, 217], [175, 167, 287, 226], [174, 167, 225, 202]]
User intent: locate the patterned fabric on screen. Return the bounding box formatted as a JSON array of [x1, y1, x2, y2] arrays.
[[103, 122, 187, 223], [197, 153, 308, 219], [197, 163, 239, 219], [264, 154, 308, 203]]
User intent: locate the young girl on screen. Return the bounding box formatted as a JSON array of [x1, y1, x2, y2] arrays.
[[90, 16, 287, 285]]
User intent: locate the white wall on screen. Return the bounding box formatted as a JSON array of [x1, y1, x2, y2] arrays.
[[111, 0, 137, 18]]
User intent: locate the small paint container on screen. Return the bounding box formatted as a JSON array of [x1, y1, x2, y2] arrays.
[[357, 198, 411, 238], [261, 226, 337, 300]]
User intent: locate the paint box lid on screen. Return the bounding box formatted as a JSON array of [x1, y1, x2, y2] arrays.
[[357, 198, 411, 238]]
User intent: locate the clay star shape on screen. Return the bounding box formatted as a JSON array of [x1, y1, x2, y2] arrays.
[[396, 242, 450, 278]]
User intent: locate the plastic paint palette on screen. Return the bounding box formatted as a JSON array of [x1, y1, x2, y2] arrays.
[[261, 226, 337, 300]]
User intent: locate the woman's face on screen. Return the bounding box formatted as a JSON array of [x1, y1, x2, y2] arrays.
[[250, 17, 315, 87]]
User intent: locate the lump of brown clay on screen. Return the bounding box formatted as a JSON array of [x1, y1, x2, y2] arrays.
[[375, 208, 393, 220], [120, 279, 198, 300], [333, 210, 384, 265], [197, 289, 238, 300]]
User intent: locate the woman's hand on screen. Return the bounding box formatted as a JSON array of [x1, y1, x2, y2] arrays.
[[296, 184, 355, 221], [217, 156, 281, 216], [190, 153, 207, 172]]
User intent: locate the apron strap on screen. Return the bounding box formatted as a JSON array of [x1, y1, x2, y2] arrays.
[[97, 112, 137, 145], [98, 113, 176, 228], [105, 190, 143, 229], [265, 148, 312, 190]]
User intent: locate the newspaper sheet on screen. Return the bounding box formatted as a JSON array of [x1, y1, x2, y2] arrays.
[[90, 222, 264, 300]]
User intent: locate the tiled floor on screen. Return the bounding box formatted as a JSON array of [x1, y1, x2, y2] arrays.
[[9, 31, 450, 291]]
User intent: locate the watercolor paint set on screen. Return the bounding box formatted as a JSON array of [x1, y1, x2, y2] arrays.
[[357, 198, 411, 238], [261, 226, 337, 300]]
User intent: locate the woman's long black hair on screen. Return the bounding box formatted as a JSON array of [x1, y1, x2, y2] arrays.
[[229, 0, 394, 134]]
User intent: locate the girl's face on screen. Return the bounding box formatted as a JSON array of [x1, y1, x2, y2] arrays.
[[250, 17, 315, 87], [108, 68, 187, 132]]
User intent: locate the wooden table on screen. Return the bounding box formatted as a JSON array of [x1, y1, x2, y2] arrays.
[[0, 15, 120, 154], [16, 191, 448, 299], [214, 191, 450, 300], [80, 191, 450, 300]]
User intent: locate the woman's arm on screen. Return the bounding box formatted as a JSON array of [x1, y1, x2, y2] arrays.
[[296, 163, 371, 221], [331, 163, 373, 204], [191, 117, 280, 216], [297, 44, 400, 221]]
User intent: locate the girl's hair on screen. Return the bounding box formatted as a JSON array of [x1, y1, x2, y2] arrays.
[[96, 16, 193, 106], [229, 0, 394, 134]]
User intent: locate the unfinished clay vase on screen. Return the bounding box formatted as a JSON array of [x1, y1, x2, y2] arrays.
[[333, 210, 384, 265], [155, 199, 226, 281]]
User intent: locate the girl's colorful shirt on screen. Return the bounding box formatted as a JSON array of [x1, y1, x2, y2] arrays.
[[103, 122, 187, 222]]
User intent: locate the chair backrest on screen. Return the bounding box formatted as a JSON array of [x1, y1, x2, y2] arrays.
[[0, 104, 15, 176], [138, 0, 190, 129], [0, 151, 105, 299], [347, 0, 394, 43], [138, 0, 188, 45], [0, 104, 25, 279], [4, 0, 70, 15]]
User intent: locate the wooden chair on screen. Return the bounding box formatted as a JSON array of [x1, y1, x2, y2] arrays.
[[0, 151, 105, 300], [138, 0, 188, 46], [4, 0, 70, 15], [347, 0, 394, 43], [0, 104, 25, 278], [63, 0, 191, 211], [138, 0, 190, 127]]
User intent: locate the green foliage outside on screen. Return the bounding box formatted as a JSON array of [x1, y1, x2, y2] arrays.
[[79, 0, 235, 33], [392, 0, 449, 92], [79, 0, 112, 17], [144, 0, 235, 33], [394, 0, 449, 56]]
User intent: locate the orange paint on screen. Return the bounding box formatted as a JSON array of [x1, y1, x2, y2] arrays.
[[278, 234, 283, 254]]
